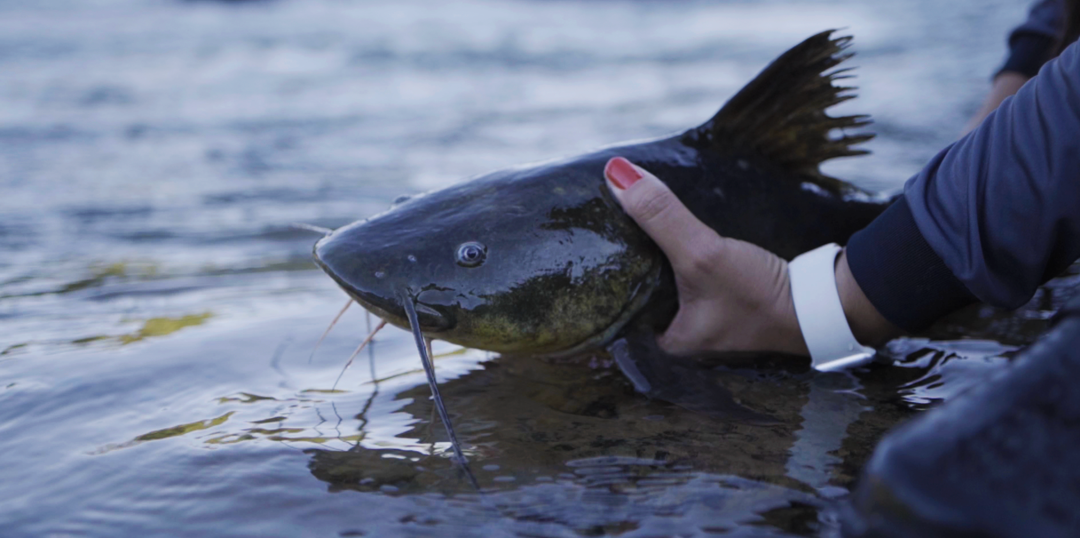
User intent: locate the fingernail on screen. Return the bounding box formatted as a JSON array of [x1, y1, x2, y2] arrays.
[[605, 157, 643, 190]]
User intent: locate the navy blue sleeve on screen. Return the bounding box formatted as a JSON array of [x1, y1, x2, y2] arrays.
[[847, 39, 1080, 333], [999, 0, 1064, 78]]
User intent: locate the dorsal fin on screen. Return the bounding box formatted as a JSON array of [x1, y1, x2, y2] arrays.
[[689, 30, 873, 193]]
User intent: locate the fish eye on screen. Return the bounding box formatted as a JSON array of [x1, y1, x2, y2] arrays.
[[456, 242, 486, 267]]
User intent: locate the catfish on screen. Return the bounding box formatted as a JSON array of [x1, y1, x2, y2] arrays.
[[312, 31, 889, 450]]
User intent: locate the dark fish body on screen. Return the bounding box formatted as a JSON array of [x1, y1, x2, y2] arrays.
[[315, 31, 888, 361]]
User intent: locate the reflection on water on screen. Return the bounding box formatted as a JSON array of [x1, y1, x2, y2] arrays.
[[0, 280, 1073, 537], [786, 373, 868, 494], [0, 0, 1049, 536], [73, 275, 1060, 536]]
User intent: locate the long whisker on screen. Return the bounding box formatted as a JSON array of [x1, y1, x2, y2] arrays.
[[350, 312, 381, 452], [402, 297, 481, 491], [352, 379, 380, 451], [309, 299, 353, 364], [366, 310, 377, 382], [291, 222, 333, 236], [331, 319, 388, 390]]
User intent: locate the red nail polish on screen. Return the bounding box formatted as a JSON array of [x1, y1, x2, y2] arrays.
[[605, 157, 643, 190]]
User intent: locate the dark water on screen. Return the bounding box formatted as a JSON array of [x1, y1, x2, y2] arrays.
[[0, 0, 1061, 536]]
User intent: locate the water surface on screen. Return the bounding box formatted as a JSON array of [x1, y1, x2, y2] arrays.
[[0, 0, 1058, 536]]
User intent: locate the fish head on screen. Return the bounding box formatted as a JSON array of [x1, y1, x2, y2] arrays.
[[314, 158, 664, 356]]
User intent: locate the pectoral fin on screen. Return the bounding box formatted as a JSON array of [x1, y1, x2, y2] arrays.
[[607, 332, 778, 424]]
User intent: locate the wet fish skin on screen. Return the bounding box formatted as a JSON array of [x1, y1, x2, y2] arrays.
[[313, 30, 889, 359]]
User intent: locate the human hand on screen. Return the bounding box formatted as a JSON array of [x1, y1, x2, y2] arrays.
[[603, 156, 809, 356], [603, 157, 898, 358], [963, 71, 1029, 135]]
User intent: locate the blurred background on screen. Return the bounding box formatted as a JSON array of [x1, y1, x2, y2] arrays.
[[0, 0, 1038, 536], [0, 0, 1029, 355]]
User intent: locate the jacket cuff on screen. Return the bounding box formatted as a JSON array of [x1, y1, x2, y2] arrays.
[[845, 196, 977, 333], [999, 33, 1057, 79]]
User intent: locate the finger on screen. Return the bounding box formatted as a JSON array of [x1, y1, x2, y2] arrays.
[[604, 156, 722, 272]]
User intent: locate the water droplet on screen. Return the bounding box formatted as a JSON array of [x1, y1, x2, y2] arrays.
[[374, 271, 385, 279], [407, 255, 417, 263]]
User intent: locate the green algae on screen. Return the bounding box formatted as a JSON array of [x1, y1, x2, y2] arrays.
[[120, 313, 212, 344], [134, 412, 235, 442], [216, 392, 276, 404]]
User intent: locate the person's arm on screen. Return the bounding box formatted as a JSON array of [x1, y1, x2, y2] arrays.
[[848, 38, 1080, 334], [964, 0, 1064, 133], [604, 38, 1080, 357], [964, 72, 1030, 134]]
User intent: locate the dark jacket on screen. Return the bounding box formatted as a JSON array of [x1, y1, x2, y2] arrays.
[[1001, 0, 1065, 77], [846, 35, 1080, 332]]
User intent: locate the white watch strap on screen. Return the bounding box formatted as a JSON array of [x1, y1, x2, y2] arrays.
[[788, 243, 875, 371]]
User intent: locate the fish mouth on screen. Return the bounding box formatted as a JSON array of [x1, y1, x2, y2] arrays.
[[312, 253, 455, 333]]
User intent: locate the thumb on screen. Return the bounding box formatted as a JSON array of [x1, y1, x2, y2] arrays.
[[604, 157, 721, 271]]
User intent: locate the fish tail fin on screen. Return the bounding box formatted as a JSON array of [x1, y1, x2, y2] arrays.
[[689, 30, 873, 194]]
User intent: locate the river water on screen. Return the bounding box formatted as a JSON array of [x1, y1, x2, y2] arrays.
[[0, 0, 1066, 536]]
